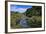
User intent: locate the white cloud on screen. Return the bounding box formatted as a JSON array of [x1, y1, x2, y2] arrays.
[[14, 8, 28, 13]]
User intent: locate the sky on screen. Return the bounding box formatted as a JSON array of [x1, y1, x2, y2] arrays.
[[10, 5, 32, 13]]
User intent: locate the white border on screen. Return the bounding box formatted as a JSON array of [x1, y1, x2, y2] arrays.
[[8, 2, 44, 32]]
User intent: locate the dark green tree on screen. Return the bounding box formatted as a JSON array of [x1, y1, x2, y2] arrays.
[[25, 6, 42, 17]]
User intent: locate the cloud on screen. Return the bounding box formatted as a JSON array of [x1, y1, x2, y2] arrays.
[[11, 7, 28, 13], [10, 5, 32, 13], [15, 8, 28, 13]]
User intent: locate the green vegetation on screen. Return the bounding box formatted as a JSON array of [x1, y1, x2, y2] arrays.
[[27, 16, 42, 28], [11, 12, 22, 28], [25, 6, 42, 28], [25, 6, 42, 17], [11, 6, 42, 29]]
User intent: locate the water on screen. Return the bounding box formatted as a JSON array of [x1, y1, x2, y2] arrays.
[[20, 18, 29, 28]]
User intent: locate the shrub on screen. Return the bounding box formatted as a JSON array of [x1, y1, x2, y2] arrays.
[[27, 16, 42, 28]]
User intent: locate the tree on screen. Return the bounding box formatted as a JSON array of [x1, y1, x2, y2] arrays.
[[25, 6, 42, 17]]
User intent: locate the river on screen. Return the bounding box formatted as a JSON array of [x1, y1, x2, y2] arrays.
[[19, 18, 29, 28]]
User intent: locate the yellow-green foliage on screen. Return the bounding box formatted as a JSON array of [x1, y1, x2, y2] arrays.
[[28, 16, 42, 28], [11, 13, 22, 28]]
